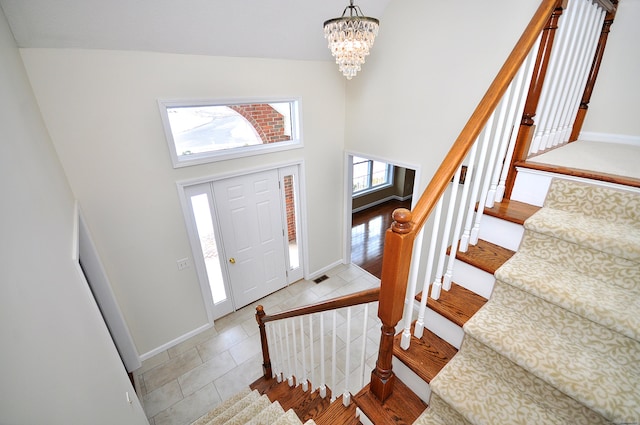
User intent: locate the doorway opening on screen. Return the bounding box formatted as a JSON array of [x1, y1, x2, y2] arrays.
[[345, 154, 417, 279]]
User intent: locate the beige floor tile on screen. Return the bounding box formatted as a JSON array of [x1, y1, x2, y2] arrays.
[[213, 354, 264, 401], [144, 348, 202, 393], [179, 350, 237, 397], [153, 382, 220, 425], [228, 333, 263, 365], [197, 324, 248, 362], [140, 350, 171, 374], [143, 380, 183, 418]]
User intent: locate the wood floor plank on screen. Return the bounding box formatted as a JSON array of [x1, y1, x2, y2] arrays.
[[314, 395, 361, 425]]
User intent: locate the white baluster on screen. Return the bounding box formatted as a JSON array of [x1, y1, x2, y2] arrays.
[[267, 323, 277, 380], [432, 166, 462, 297], [309, 314, 315, 392], [343, 307, 352, 407], [292, 318, 299, 387], [460, 131, 490, 252], [400, 229, 425, 349], [414, 198, 443, 338], [300, 316, 308, 392], [319, 312, 327, 398], [470, 112, 498, 246], [497, 43, 540, 201], [284, 320, 294, 386], [331, 310, 337, 402], [359, 304, 370, 390], [485, 86, 512, 209], [276, 322, 285, 383]]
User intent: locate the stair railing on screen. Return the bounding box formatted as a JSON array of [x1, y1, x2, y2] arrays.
[[504, 0, 617, 197], [256, 288, 379, 407], [372, 0, 567, 402], [388, 0, 617, 402]]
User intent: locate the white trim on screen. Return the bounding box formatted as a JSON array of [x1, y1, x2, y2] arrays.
[[578, 131, 640, 146], [139, 322, 213, 361], [158, 97, 303, 168], [352, 194, 413, 214]]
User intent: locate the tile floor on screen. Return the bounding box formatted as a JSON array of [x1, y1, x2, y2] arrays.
[[135, 264, 382, 425]]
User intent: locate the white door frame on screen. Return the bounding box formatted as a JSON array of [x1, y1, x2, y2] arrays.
[[177, 160, 308, 324]]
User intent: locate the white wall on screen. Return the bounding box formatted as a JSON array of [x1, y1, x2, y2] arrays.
[[344, 0, 542, 190], [582, 0, 640, 137], [20, 49, 347, 356], [0, 7, 148, 425]]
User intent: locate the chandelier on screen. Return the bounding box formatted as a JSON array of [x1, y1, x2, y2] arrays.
[[323, 0, 379, 80]]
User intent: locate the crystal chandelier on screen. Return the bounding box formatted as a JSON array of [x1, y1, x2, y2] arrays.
[[323, 0, 379, 80]]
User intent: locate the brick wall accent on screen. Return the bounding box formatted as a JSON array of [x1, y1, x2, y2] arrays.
[[229, 104, 291, 144], [284, 176, 297, 242]]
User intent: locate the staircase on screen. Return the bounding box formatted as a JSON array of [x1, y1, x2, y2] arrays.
[[189, 0, 640, 422], [191, 176, 639, 425]]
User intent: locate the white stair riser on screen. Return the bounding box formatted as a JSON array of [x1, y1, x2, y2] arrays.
[[511, 168, 552, 206], [477, 215, 524, 251], [451, 259, 495, 299], [392, 357, 432, 405], [423, 308, 465, 349]]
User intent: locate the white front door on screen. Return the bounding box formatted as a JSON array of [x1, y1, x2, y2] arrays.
[[213, 169, 288, 308]]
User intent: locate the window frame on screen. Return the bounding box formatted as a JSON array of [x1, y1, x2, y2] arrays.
[[352, 157, 394, 197], [158, 97, 303, 168]]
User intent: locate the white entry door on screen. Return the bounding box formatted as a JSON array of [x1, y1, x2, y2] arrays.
[[213, 169, 288, 308]]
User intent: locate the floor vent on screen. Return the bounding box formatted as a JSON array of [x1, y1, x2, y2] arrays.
[[313, 275, 329, 284]]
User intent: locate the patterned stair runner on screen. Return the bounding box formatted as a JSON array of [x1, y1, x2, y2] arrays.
[[191, 388, 317, 425], [416, 179, 640, 424]]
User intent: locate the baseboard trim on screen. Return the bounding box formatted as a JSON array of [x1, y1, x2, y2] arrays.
[[578, 131, 640, 146], [306, 260, 345, 281], [352, 194, 412, 214], [139, 322, 213, 362]]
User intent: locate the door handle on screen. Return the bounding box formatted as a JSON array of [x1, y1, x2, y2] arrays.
[[229, 258, 236, 264]]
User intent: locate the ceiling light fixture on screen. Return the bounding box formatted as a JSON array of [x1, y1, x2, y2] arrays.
[[323, 0, 379, 80]]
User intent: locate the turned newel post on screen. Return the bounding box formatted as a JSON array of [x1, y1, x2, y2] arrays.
[[570, 1, 618, 142], [371, 208, 415, 402], [255, 305, 272, 379], [504, 0, 566, 199]]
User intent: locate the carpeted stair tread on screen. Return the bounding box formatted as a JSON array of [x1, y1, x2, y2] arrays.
[[496, 250, 640, 340], [190, 388, 253, 424], [429, 336, 610, 424], [192, 389, 260, 425], [245, 400, 286, 425], [514, 229, 640, 293], [225, 395, 272, 425], [525, 207, 640, 262], [464, 282, 640, 423], [543, 179, 640, 226]]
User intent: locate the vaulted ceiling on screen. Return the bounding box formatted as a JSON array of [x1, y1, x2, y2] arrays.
[[0, 0, 392, 61]]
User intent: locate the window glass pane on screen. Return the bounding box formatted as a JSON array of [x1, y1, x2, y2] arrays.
[[371, 161, 389, 187], [353, 157, 371, 192], [190, 194, 227, 304], [283, 175, 300, 270], [161, 99, 300, 167]]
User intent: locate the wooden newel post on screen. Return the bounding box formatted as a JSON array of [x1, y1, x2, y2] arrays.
[[370, 208, 415, 402], [255, 305, 272, 379]]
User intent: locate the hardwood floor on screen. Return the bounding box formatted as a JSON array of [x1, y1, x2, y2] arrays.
[[351, 199, 412, 279]]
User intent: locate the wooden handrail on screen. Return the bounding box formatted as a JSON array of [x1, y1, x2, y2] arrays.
[[255, 287, 380, 378], [258, 287, 380, 323], [369, 0, 564, 403]]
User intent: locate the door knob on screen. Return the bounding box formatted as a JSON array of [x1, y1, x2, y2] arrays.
[[229, 258, 236, 264]]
